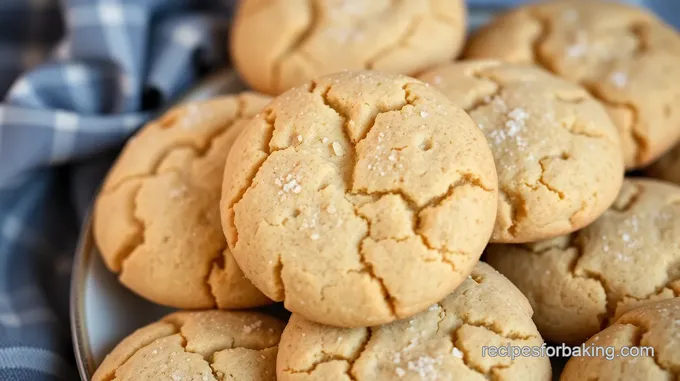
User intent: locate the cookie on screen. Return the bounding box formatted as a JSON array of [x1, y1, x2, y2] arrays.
[[561, 298, 680, 381], [418, 60, 624, 243], [276, 262, 551, 381], [221, 70, 498, 327], [647, 143, 680, 185], [94, 93, 273, 309], [464, 0, 680, 169], [486, 178, 680, 345], [230, 0, 466, 95], [92, 310, 285, 381]]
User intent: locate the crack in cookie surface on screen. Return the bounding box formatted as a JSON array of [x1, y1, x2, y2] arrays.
[[96, 311, 284, 381], [420, 60, 623, 243], [468, 1, 680, 168], [278, 263, 548, 381], [242, 0, 465, 94], [562, 299, 680, 381], [488, 179, 680, 343], [96, 95, 272, 309], [226, 72, 496, 326]]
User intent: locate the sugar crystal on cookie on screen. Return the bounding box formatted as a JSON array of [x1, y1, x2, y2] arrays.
[[242, 320, 263, 334], [610, 71, 628, 88], [407, 355, 443, 381], [566, 31, 588, 58]]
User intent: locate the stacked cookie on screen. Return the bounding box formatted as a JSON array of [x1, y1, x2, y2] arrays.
[[92, 0, 680, 380]]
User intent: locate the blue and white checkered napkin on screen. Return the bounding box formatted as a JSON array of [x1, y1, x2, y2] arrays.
[[0, 0, 234, 379]]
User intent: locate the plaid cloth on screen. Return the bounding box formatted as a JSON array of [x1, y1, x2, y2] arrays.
[[0, 0, 235, 379]]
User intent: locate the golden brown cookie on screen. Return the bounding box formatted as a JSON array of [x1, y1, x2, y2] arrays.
[[94, 93, 273, 309], [221, 70, 498, 327], [647, 143, 680, 185], [561, 298, 680, 381], [486, 178, 680, 345], [276, 262, 551, 381], [465, 0, 680, 169], [418, 60, 624, 243], [231, 0, 466, 95], [92, 310, 285, 381]]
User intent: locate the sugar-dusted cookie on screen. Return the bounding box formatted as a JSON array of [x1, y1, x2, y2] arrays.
[[647, 143, 680, 185], [231, 0, 466, 95], [92, 310, 285, 381], [561, 298, 680, 381], [94, 93, 272, 309], [486, 178, 680, 345], [465, 0, 680, 169], [418, 61, 623, 243], [276, 262, 551, 381], [221, 70, 498, 327]]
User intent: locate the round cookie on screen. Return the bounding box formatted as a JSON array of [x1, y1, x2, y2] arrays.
[[92, 310, 285, 381], [231, 0, 466, 95], [94, 93, 272, 309], [464, 0, 680, 169], [276, 262, 551, 381], [221, 70, 498, 327], [647, 143, 680, 185], [486, 178, 680, 345], [418, 60, 624, 243], [561, 298, 680, 381]]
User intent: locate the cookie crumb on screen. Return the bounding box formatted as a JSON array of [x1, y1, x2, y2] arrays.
[[310, 233, 320, 240], [451, 347, 464, 358], [297, 135, 303, 143], [332, 141, 344, 156], [420, 111, 429, 118], [395, 367, 405, 377], [322, 137, 329, 144], [326, 205, 337, 214]]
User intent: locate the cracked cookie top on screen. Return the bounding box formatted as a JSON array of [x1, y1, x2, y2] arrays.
[[93, 93, 273, 310], [648, 143, 680, 186], [276, 262, 551, 381], [464, 0, 680, 169], [220, 70, 498, 327], [418, 60, 624, 244], [92, 310, 285, 381], [486, 178, 680, 345], [230, 0, 466, 95], [561, 298, 680, 381]]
